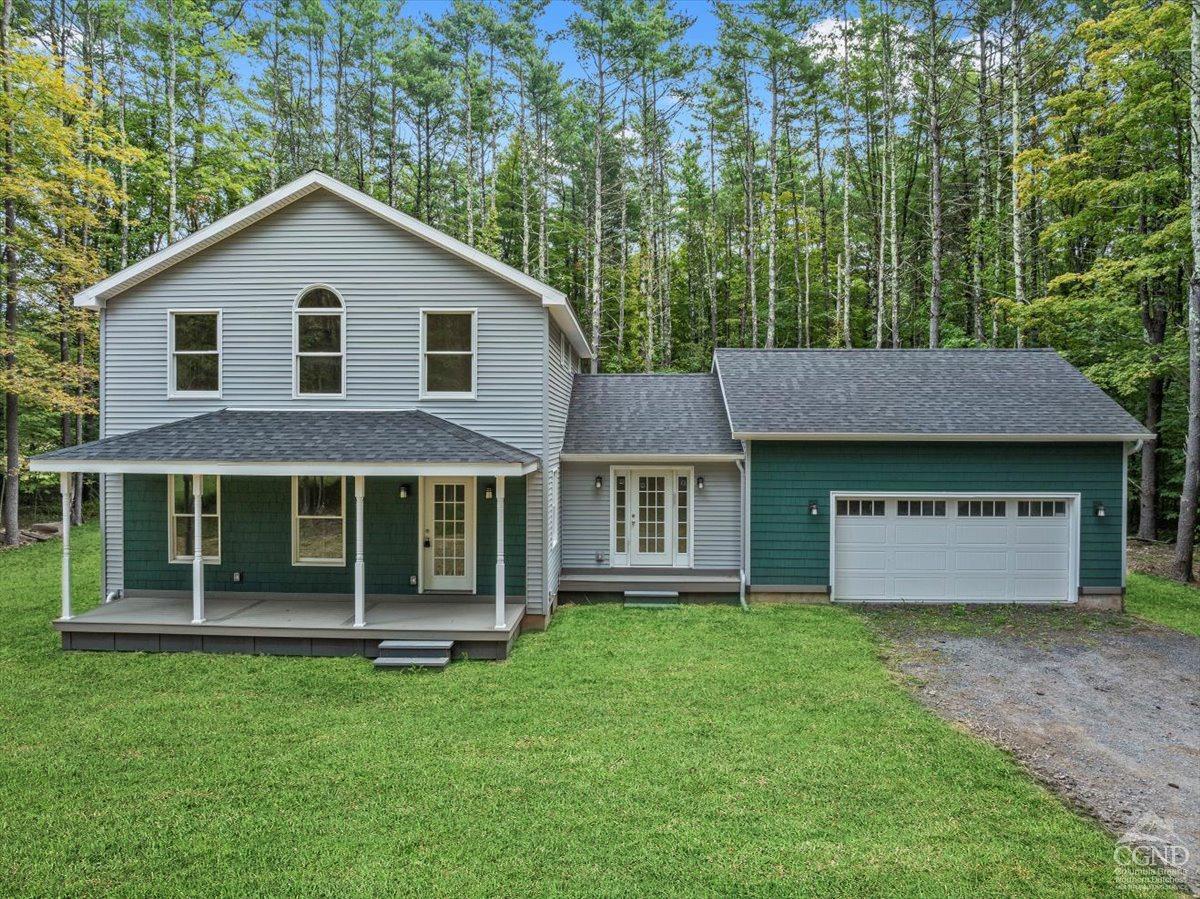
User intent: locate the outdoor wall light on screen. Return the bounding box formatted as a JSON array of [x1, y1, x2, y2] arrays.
[[1094, 501, 1107, 518], [809, 500, 820, 516], [485, 485, 494, 500], [398, 483, 410, 499], [696, 476, 705, 491], [594, 475, 603, 491]]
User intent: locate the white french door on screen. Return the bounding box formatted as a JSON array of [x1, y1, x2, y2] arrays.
[[421, 477, 476, 591], [612, 467, 692, 568]]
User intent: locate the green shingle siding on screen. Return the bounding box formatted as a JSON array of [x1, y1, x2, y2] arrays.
[[123, 474, 526, 596], [749, 441, 1124, 589]]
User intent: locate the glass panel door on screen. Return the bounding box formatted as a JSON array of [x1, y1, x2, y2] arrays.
[[422, 478, 475, 591], [631, 471, 673, 566]]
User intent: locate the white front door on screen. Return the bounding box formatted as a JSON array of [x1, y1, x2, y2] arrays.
[[624, 469, 676, 566], [422, 477, 476, 591]]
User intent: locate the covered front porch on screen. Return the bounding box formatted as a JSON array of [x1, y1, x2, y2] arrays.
[[57, 593, 525, 658], [31, 409, 538, 660]]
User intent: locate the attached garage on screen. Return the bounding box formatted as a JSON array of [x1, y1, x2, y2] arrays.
[[714, 348, 1153, 607], [831, 494, 1077, 603]]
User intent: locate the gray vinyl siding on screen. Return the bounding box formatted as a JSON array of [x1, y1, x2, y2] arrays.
[[98, 187, 553, 610], [545, 319, 575, 599], [562, 461, 741, 569]]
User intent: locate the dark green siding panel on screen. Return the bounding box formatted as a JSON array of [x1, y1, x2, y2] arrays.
[[749, 441, 1125, 589], [124, 474, 525, 597]]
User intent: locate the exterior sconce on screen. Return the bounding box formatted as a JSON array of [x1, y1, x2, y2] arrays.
[[696, 476, 705, 491], [1094, 501, 1106, 518], [594, 475, 603, 491], [809, 501, 819, 516], [485, 485, 494, 500], [409, 574, 418, 586], [398, 483, 410, 499]]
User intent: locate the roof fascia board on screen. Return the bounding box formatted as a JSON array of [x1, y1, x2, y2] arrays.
[[30, 459, 540, 476], [560, 453, 744, 462], [730, 431, 1153, 442]]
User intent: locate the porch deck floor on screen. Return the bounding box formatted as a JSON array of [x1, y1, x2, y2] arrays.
[[57, 594, 525, 641]]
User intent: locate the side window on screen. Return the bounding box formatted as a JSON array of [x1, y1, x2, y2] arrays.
[[294, 287, 344, 396], [422, 310, 476, 397], [549, 466, 560, 548], [292, 475, 345, 564], [169, 310, 220, 396], [168, 474, 220, 562]]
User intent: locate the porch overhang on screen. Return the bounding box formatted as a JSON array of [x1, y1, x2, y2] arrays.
[[28, 408, 540, 477]]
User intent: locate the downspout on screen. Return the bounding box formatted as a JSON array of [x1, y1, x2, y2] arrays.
[[735, 457, 749, 611]]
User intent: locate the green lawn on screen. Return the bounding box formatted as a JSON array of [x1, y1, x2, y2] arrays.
[[1127, 571, 1200, 636], [0, 527, 1159, 897]]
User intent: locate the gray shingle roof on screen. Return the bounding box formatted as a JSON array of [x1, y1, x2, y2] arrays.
[[714, 348, 1151, 439], [33, 409, 537, 465], [564, 374, 742, 456]]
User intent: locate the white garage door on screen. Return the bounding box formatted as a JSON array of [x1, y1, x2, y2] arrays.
[[832, 496, 1074, 603]]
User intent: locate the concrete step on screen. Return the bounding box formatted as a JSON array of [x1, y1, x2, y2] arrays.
[[374, 655, 450, 670]]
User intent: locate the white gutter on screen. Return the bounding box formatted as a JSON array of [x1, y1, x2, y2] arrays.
[[730, 431, 1154, 443]]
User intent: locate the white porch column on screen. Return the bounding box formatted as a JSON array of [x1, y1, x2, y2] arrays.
[[494, 476, 506, 629], [59, 473, 72, 620], [191, 473, 205, 624], [353, 475, 366, 628]]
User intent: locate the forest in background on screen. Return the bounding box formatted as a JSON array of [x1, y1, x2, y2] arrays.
[[3, 0, 1199, 575]]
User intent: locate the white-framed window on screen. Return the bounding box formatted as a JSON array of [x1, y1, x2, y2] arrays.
[[614, 473, 627, 555], [836, 499, 885, 517], [292, 475, 346, 565], [1018, 499, 1067, 518], [294, 285, 345, 396], [958, 499, 1007, 517], [168, 474, 220, 563], [421, 309, 476, 398], [676, 474, 690, 556], [549, 465, 560, 548], [559, 331, 571, 369], [168, 310, 221, 396], [897, 499, 946, 517]]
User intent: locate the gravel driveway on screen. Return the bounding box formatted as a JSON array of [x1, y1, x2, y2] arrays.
[[868, 609, 1200, 894]]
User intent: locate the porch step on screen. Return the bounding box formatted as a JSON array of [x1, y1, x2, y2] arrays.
[[374, 639, 454, 670], [374, 655, 450, 670], [623, 590, 680, 609]]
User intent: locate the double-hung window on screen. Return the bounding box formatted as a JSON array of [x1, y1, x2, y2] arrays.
[[292, 475, 346, 565], [168, 475, 220, 563], [421, 310, 476, 397], [169, 311, 221, 396], [294, 287, 344, 396]]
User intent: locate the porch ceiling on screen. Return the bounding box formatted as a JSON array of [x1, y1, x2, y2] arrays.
[[29, 409, 539, 476]]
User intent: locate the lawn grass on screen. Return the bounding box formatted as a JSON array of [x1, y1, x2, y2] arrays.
[[0, 526, 1159, 897], [1126, 571, 1200, 636]]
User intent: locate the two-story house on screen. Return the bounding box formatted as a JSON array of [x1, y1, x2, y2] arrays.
[[33, 172, 1151, 668]]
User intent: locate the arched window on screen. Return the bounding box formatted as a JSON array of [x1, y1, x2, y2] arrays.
[[294, 286, 344, 396]]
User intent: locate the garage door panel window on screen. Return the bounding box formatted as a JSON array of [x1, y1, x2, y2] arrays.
[[957, 500, 1006, 517], [836, 499, 885, 516], [897, 499, 946, 517], [1017, 500, 1067, 517]]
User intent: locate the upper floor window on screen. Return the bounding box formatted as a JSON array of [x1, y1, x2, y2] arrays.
[[294, 286, 344, 396], [421, 309, 475, 398], [169, 310, 220, 396]]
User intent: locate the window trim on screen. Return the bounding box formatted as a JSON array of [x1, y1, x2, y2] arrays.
[[167, 474, 221, 564], [291, 475, 347, 566], [419, 307, 478, 400], [292, 284, 346, 399], [167, 309, 222, 399]]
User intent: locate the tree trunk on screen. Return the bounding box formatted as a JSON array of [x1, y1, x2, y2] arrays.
[[1010, 0, 1025, 341], [927, 0, 943, 349], [1138, 376, 1162, 541], [1173, 0, 1200, 581], [166, 0, 178, 244], [765, 59, 778, 348]]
